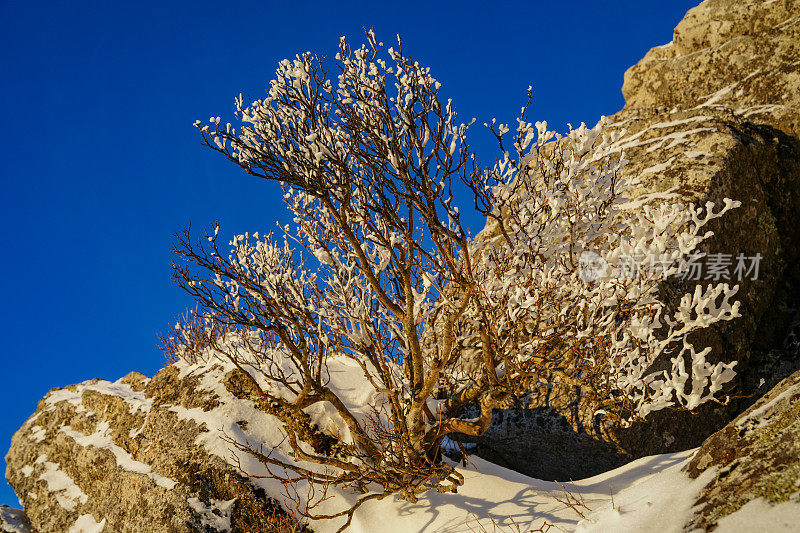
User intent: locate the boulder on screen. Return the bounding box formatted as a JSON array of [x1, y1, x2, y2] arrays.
[[4, 368, 293, 533], [475, 0, 800, 475], [684, 366, 800, 529], [623, 0, 800, 138], [605, 0, 800, 455], [0, 506, 31, 533]]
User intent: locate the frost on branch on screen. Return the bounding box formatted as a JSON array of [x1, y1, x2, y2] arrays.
[[470, 109, 741, 424], [165, 31, 741, 527]]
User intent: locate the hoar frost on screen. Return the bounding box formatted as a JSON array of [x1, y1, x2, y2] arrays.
[[167, 31, 742, 525]]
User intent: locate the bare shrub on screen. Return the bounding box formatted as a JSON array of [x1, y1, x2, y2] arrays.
[[164, 30, 742, 528]]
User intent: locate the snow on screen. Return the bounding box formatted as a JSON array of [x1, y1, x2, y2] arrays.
[[315, 451, 704, 532], [37, 376, 175, 491], [60, 422, 176, 490], [67, 514, 106, 533], [28, 355, 798, 531], [696, 69, 766, 109], [35, 455, 88, 512], [645, 128, 715, 152], [575, 451, 716, 532], [160, 356, 756, 532], [44, 378, 153, 415], [607, 122, 716, 156], [736, 382, 800, 429], [169, 357, 389, 466], [699, 81, 738, 107], [736, 103, 788, 118], [187, 497, 236, 531], [165, 357, 705, 531], [647, 116, 713, 130], [86, 381, 153, 414], [776, 13, 800, 30], [301, 448, 792, 532], [27, 425, 46, 443], [715, 495, 800, 532], [640, 156, 677, 176], [44, 388, 83, 409]]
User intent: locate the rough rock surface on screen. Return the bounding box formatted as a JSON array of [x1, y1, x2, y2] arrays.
[[623, 0, 800, 138], [0, 506, 31, 533], [464, 408, 627, 481], [476, 0, 800, 476], [5, 368, 290, 533], [684, 366, 800, 529], [605, 0, 800, 455]]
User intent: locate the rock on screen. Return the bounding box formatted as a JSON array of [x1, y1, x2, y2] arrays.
[[684, 366, 800, 529], [623, 0, 800, 138], [601, 107, 800, 456], [0, 506, 31, 533], [605, 0, 800, 455], [5, 368, 294, 533], [475, 0, 800, 475], [468, 408, 628, 481]]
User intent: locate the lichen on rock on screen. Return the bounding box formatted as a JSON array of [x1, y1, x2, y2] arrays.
[[684, 367, 800, 529]]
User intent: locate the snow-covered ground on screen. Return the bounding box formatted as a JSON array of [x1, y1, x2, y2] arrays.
[[160, 358, 799, 532], [22, 357, 796, 532], [9, 359, 800, 533], [332, 450, 705, 533], [324, 449, 799, 532]]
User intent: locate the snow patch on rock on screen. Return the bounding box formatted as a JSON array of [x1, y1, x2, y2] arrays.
[[35, 455, 88, 512], [715, 495, 800, 532], [67, 514, 106, 533], [45, 379, 153, 415], [27, 426, 46, 444], [187, 497, 236, 531], [59, 421, 176, 490]]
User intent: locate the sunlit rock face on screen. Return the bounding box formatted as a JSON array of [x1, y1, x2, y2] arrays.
[[475, 0, 800, 475], [623, 0, 800, 138], [4, 367, 286, 533]]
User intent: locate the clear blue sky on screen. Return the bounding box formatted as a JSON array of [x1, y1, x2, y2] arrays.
[[0, 0, 698, 506]]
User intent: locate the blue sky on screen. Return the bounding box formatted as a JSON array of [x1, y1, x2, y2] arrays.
[[0, 0, 698, 506]]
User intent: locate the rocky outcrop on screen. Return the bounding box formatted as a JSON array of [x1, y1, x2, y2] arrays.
[[613, 0, 800, 391], [0, 506, 31, 533], [8, 363, 798, 533], [606, 0, 800, 455], [684, 366, 800, 529], [4, 367, 292, 533], [622, 0, 800, 138], [475, 0, 800, 475], [610, 0, 800, 405]]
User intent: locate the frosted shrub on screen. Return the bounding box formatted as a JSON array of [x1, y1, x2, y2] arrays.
[[469, 113, 740, 423], [166, 32, 741, 528]]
